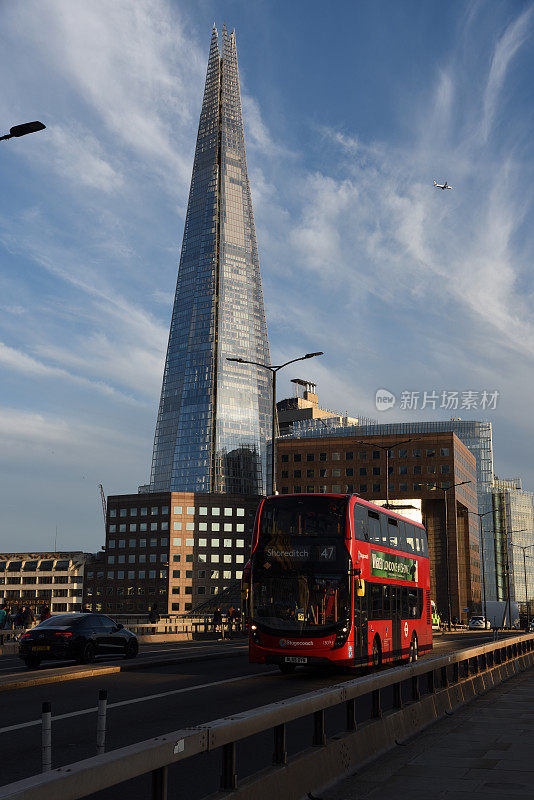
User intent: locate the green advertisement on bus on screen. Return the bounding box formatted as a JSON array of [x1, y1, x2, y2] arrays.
[[370, 550, 418, 582]]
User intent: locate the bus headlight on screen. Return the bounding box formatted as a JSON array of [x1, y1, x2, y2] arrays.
[[250, 624, 261, 644], [333, 625, 350, 649]]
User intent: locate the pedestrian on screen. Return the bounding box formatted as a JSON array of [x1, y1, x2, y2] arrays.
[[213, 606, 222, 634], [21, 606, 35, 629], [38, 605, 51, 623], [13, 607, 23, 629], [0, 606, 6, 629], [228, 605, 235, 632], [148, 604, 160, 624]]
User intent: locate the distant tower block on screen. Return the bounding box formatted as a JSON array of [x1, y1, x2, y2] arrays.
[[150, 25, 271, 495]]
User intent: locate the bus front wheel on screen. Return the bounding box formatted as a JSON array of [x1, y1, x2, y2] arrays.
[[372, 636, 382, 668], [409, 634, 418, 663]]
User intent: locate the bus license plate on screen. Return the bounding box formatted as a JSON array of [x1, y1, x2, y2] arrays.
[[285, 656, 307, 664], [32, 646, 50, 652]]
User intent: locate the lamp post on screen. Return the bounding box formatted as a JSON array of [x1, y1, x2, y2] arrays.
[[0, 121, 46, 141], [510, 544, 534, 630], [503, 530, 527, 628], [226, 352, 323, 495], [354, 438, 415, 508], [468, 509, 493, 626], [427, 480, 471, 631]]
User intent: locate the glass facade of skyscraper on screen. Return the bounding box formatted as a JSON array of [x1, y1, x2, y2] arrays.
[[150, 25, 271, 496], [492, 478, 534, 609]]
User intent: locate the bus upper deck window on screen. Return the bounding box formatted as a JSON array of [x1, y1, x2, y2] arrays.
[[387, 518, 398, 548], [367, 510, 382, 544], [405, 528, 416, 553]]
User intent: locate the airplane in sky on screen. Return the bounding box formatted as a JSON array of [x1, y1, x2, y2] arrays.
[[433, 180, 453, 190]]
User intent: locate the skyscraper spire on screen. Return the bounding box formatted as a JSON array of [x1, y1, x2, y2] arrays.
[[150, 26, 271, 496]]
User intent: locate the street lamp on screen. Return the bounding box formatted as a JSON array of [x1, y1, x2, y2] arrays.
[[503, 530, 527, 628], [510, 544, 534, 630], [468, 509, 493, 626], [226, 351, 323, 495], [0, 121, 46, 141], [354, 438, 415, 508], [427, 480, 471, 631]]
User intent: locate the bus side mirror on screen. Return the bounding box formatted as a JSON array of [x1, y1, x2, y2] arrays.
[[356, 579, 365, 597]]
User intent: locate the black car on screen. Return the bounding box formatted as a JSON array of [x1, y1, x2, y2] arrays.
[[19, 613, 138, 668]]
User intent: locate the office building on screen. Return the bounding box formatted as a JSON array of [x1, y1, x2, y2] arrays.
[[492, 478, 534, 613], [149, 25, 271, 496], [277, 379, 364, 436], [277, 432, 480, 621], [83, 492, 261, 614], [0, 552, 89, 614]]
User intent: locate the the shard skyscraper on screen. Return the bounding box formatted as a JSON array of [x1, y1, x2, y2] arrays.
[[149, 25, 271, 496]]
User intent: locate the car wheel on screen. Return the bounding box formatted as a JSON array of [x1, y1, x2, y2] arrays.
[[124, 639, 138, 659], [409, 634, 418, 663], [23, 655, 41, 669], [278, 662, 296, 674], [372, 636, 382, 668], [82, 641, 96, 664]]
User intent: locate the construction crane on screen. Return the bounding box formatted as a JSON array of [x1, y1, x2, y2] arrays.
[[98, 484, 107, 528]]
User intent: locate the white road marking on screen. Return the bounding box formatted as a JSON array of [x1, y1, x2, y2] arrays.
[[0, 670, 276, 736]]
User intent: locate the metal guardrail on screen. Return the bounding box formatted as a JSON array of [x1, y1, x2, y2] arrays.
[[0, 633, 532, 800]]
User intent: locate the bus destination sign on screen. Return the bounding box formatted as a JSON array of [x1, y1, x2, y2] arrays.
[[370, 550, 418, 582]]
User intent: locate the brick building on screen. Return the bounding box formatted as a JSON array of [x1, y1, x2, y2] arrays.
[[83, 492, 261, 615], [0, 552, 89, 615], [277, 432, 480, 622]]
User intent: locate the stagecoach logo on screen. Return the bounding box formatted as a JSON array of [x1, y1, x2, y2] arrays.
[[357, 551, 369, 561], [279, 639, 314, 648]]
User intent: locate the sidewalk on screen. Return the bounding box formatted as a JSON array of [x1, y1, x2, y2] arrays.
[[323, 667, 534, 800]]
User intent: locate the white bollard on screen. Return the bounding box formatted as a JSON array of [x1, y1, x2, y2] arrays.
[[41, 701, 52, 772], [96, 689, 108, 754]]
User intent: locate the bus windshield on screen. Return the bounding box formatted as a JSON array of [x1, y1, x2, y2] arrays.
[[252, 496, 350, 634]]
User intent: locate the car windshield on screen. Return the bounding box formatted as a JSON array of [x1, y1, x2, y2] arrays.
[[252, 496, 350, 634], [36, 615, 84, 628]]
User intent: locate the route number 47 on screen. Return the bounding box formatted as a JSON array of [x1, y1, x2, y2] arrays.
[[319, 546, 335, 561]]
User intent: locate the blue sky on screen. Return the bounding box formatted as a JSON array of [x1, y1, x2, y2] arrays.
[[1, 0, 533, 552]]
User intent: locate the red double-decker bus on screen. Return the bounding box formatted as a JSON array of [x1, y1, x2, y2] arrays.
[[249, 494, 432, 672]]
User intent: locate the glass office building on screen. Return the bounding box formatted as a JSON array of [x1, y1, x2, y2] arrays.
[[492, 478, 534, 609], [150, 25, 271, 496]]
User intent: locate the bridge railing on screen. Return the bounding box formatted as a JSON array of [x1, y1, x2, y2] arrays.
[[0, 632, 532, 800]]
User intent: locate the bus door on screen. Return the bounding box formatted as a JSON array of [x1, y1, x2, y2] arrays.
[[354, 578, 368, 661], [392, 586, 402, 659]]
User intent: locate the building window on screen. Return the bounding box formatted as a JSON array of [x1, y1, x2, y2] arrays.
[[281, 454, 289, 463], [319, 453, 327, 461], [427, 466, 435, 474], [141, 507, 148, 516], [332, 468, 341, 477], [281, 470, 288, 478], [413, 465, 422, 474], [129, 524, 137, 532], [173, 506, 182, 514], [332, 484, 342, 492], [360, 484, 367, 493], [161, 506, 169, 515], [399, 466, 407, 475], [140, 539, 146, 548], [173, 555, 180, 562], [161, 522, 168, 531], [306, 453, 315, 462], [212, 508, 220, 516], [173, 521, 182, 530], [399, 483, 408, 491], [426, 449, 436, 457], [172, 538, 182, 547], [139, 555, 146, 563], [211, 555, 220, 563], [332, 453, 340, 461], [120, 509, 127, 517], [130, 508, 137, 517], [212, 539, 220, 547], [109, 525, 116, 533], [293, 469, 301, 478], [172, 603, 180, 610], [358, 451, 367, 460], [118, 540, 125, 548], [398, 449, 407, 458], [294, 486, 301, 493], [186, 522, 194, 531], [108, 540, 115, 548], [413, 448, 421, 457], [128, 555, 135, 563], [320, 469, 328, 478], [306, 486, 314, 493], [372, 451, 380, 459], [414, 483, 423, 491], [109, 509, 116, 518], [281, 487, 288, 494], [212, 522, 220, 531], [359, 468, 367, 476], [346, 451, 353, 460], [236, 508, 245, 517], [140, 523, 147, 532], [306, 469, 314, 478], [108, 556, 115, 565], [118, 571, 124, 579], [345, 484, 354, 493], [372, 467, 380, 476], [441, 465, 450, 473], [107, 571, 114, 579], [198, 538, 207, 547], [440, 448, 449, 457], [119, 525, 126, 533], [372, 483, 380, 492], [346, 468, 353, 476]]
